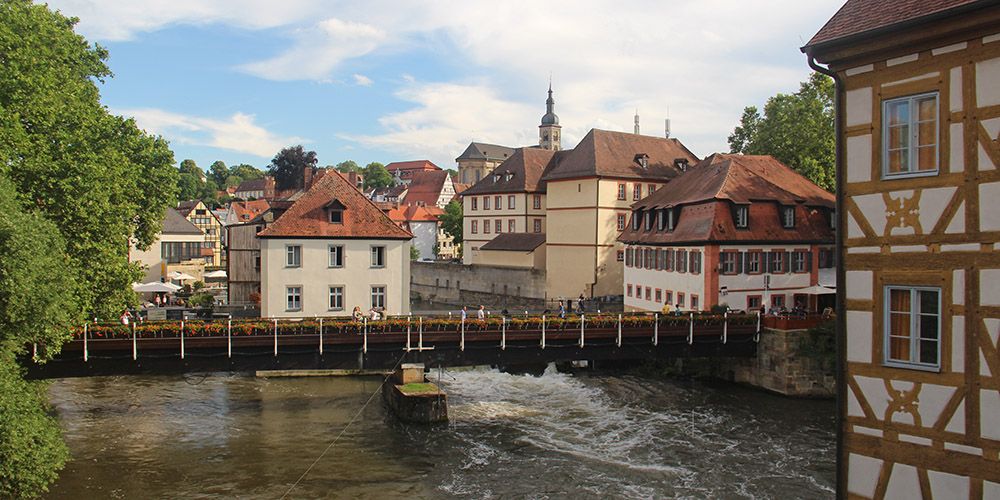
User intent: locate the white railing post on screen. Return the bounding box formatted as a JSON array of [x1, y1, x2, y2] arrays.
[[418, 317, 424, 350], [83, 323, 88, 362], [318, 318, 323, 355], [653, 313, 659, 346], [180, 320, 185, 359], [460, 318, 465, 352], [617, 314, 622, 347], [227, 318, 232, 358], [132, 321, 137, 361], [755, 311, 762, 343], [722, 311, 728, 344], [363, 317, 368, 354], [579, 314, 585, 348], [687, 313, 694, 345], [406, 316, 412, 352], [540, 315, 546, 349], [273, 318, 278, 356], [501, 317, 506, 351]]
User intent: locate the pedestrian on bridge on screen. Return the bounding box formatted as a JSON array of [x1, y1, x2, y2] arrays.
[[558, 300, 566, 319], [477, 305, 485, 320], [461, 306, 468, 321]]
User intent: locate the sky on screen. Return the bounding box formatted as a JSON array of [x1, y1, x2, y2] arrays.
[[47, 0, 846, 172]]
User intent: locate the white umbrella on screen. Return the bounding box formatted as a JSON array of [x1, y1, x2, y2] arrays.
[[203, 270, 227, 279], [169, 271, 197, 281], [132, 282, 181, 293], [797, 284, 836, 295]]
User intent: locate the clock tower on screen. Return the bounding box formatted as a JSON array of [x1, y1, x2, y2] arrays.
[[538, 83, 561, 151]]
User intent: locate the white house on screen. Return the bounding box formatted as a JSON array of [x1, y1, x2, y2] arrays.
[[129, 208, 208, 283], [257, 171, 413, 318]]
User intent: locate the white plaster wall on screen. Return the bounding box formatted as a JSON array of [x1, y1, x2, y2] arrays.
[[981, 389, 1000, 440], [847, 453, 882, 498], [130, 232, 205, 283], [623, 246, 705, 311], [846, 87, 873, 127], [847, 311, 873, 363], [976, 57, 1000, 107], [853, 194, 887, 235], [884, 464, 921, 500], [980, 269, 1000, 305], [916, 384, 956, 428], [717, 244, 816, 308], [846, 271, 873, 300], [847, 135, 872, 183], [917, 187, 956, 231], [260, 237, 410, 317], [410, 221, 437, 260]]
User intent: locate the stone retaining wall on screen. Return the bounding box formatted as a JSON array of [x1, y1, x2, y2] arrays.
[[411, 261, 547, 310]]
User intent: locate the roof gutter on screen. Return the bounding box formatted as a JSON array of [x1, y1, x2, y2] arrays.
[[808, 54, 846, 500]]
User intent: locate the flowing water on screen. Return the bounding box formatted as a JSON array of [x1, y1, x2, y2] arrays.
[[45, 367, 834, 499]]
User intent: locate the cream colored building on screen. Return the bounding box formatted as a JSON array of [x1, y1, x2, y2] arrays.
[[129, 208, 207, 283], [477, 233, 546, 269], [177, 199, 225, 267], [258, 171, 413, 318]]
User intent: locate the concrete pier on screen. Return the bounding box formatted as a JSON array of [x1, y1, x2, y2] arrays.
[[382, 363, 448, 423]]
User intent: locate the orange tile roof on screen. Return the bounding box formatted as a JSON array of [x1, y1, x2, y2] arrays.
[[230, 199, 271, 222], [387, 204, 444, 223], [258, 170, 412, 240], [385, 160, 441, 172], [401, 170, 449, 206], [805, 0, 987, 48]]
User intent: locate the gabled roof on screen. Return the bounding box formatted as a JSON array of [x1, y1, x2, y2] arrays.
[[230, 199, 271, 222], [480, 233, 546, 252], [633, 154, 835, 210], [456, 142, 516, 162], [804, 0, 986, 49], [175, 200, 202, 217], [462, 147, 558, 196], [235, 178, 266, 192], [541, 129, 699, 182], [162, 208, 203, 235], [257, 170, 412, 240], [402, 170, 449, 206], [385, 160, 441, 172]]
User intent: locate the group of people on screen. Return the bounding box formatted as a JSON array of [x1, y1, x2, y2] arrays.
[[352, 306, 384, 321]]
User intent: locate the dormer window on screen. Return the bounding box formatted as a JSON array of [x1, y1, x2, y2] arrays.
[[632, 209, 642, 230], [656, 210, 665, 231], [781, 206, 795, 228], [505, 171, 513, 182], [666, 208, 676, 231], [644, 210, 653, 231], [324, 199, 346, 224], [734, 205, 749, 229], [634, 153, 649, 169], [493, 174, 501, 183]]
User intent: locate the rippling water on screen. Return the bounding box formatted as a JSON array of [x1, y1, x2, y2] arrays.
[[46, 367, 834, 499]]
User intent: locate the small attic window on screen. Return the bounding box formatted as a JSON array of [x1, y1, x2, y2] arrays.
[[634, 153, 649, 169], [324, 199, 346, 224], [504, 171, 513, 181], [493, 173, 501, 183]]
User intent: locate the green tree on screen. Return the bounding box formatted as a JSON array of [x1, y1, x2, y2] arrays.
[[178, 158, 202, 177], [444, 168, 459, 181], [410, 245, 420, 261], [363, 161, 394, 190], [229, 163, 264, 181], [335, 160, 361, 173], [177, 173, 202, 201], [0, 0, 178, 320], [269, 145, 317, 190], [728, 72, 835, 191], [439, 199, 463, 245], [208, 160, 228, 187]]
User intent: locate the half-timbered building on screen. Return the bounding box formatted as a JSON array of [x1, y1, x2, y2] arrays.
[[804, 1, 1000, 497]]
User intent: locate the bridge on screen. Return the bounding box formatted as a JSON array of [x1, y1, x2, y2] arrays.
[[24, 312, 763, 379]]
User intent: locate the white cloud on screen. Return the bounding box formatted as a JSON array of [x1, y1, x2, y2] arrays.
[[238, 18, 385, 81], [352, 74, 373, 86], [119, 108, 304, 158]]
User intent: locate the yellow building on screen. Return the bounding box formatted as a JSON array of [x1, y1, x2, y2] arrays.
[[177, 200, 224, 267], [804, 1, 1000, 497]]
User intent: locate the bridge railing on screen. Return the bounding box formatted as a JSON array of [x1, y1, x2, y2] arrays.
[[70, 312, 760, 340]]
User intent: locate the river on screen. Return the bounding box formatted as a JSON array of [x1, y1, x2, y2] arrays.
[[45, 367, 834, 499]]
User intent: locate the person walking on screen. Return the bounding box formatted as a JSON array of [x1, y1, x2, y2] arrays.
[[661, 301, 672, 315], [461, 306, 468, 321], [119, 309, 133, 326], [477, 305, 485, 320], [557, 300, 566, 319]]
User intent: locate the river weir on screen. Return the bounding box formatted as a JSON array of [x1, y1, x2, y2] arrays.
[[45, 367, 834, 498]]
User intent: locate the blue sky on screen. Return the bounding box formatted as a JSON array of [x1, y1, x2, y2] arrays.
[[49, 0, 846, 172]]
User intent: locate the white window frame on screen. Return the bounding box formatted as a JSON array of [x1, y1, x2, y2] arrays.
[[884, 286, 941, 371], [371, 285, 386, 310], [286, 286, 302, 311], [286, 245, 301, 268], [328, 285, 344, 311], [370, 245, 385, 268], [508, 195, 515, 209], [882, 92, 939, 179], [735, 206, 749, 229], [328, 245, 344, 268], [782, 206, 795, 228]]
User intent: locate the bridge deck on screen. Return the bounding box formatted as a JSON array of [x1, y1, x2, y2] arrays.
[[26, 314, 761, 378]]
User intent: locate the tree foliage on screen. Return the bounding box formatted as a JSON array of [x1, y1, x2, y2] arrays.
[[208, 160, 228, 187], [269, 145, 317, 190], [335, 160, 361, 173], [728, 72, 835, 191], [363, 161, 394, 190], [439, 199, 463, 245]]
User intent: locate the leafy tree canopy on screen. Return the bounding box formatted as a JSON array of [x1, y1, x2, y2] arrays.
[[269, 145, 317, 190], [728, 72, 835, 191], [178, 158, 202, 177], [229, 163, 264, 181], [363, 161, 394, 190], [335, 160, 361, 174], [208, 160, 228, 187], [439, 199, 463, 245]]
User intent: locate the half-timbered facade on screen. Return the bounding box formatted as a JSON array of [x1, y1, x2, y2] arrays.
[[804, 1, 1000, 497], [619, 154, 835, 313]]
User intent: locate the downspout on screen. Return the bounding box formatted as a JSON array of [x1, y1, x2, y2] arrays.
[[593, 178, 600, 298], [808, 55, 846, 500]]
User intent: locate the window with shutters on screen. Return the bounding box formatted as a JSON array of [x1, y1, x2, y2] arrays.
[[666, 208, 676, 231], [747, 295, 762, 310], [484, 220, 490, 234], [678, 250, 688, 273], [645, 287, 651, 301], [660, 249, 668, 271], [792, 250, 810, 273], [691, 295, 699, 311], [885, 286, 940, 370], [770, 251, 785, 273], [655, 289, 662, 303], [677, 293, 685, 307], [666, 249, 674, 272], [644, 211, 653, 231], [632, 210, 642, 230], [625, 247, 632, 267], [665, 291, 673, 305], [690, 251, 701, 274], [721, 252, 737, 275], [747, 251, 761, 274]]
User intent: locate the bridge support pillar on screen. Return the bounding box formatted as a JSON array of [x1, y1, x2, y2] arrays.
[[382, 363, 447, 424]]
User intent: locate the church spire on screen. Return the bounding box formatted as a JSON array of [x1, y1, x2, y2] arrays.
[[539, 81, 561, 151]]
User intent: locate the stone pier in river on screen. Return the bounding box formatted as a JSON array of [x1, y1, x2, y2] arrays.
[[382, 363, 448, 423]]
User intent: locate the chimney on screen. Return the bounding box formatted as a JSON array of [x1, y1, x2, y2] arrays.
[[303, 167, 314, 190], [264, 176, 275, 200]]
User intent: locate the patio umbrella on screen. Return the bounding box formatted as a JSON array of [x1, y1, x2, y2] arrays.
[[169, 271, 197, 281], [132, 282, 181, 293], [203, 270, 227, 279], [796, 284, 836, 295]]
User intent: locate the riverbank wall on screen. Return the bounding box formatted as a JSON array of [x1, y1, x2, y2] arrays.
[[661, 325, 836, 398], [410, 261, 546, 310]]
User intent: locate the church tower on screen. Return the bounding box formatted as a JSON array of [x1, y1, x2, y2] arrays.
[[538, 83, 561, 151]]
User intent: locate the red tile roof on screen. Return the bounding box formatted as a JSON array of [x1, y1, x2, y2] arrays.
[[805, 0, 986, 48], [462, 147, 557, 196], [230, 199, 271, 222], [386, 204, 444, 223], [619, 154, 835, 245], [543, 129, 698, 182], [257, 170, 412, 240], [385, 160, 441, 173], [401, 170, 449, 206]]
